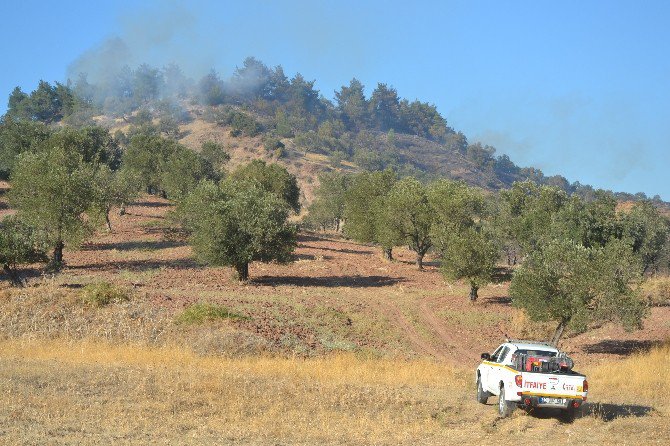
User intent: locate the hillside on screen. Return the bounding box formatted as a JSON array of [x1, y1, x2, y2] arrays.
[[1, 194, 669, 443], [7, 58, 666, 205], [87, 104, 518, 207], [1, 193, 668, 363]]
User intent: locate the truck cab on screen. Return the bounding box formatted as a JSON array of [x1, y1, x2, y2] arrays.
[[476, 341, 588, 418]]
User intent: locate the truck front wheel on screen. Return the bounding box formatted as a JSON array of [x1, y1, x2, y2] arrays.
[[476, 376, 491, 404], [498, 385, 515, 418]]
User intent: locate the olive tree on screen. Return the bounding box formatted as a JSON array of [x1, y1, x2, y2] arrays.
[[306, 171, 349, 231], [384, 177, 433, 269], [510, 238, 647, 345], [9, 141, 97, 268], [180, 179, 296, 281], [0, 215, 48, 286], [343, 169, 399, 259], [439, 227, 498, 301], [229, 160, 301, 213]]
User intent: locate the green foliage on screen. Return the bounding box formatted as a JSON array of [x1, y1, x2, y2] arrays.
[[0, 117, 51, 179], [343, 169, 398, 248], [6, 81, 82, 123], [0, 215, 48, 286], [274, 109, 294, 137], [198, 70, 227, 106], [335, 78, 369, 131], [158, 116, 181, 138], [499, 181, 569, 254], [161, 146, 216, 201], [429, 180, 493, 299], [438, 227, 498, 300], [369, 83, 400, 131], [306, 171, 349, 231], [510, 239, 647, 344], [263, 136, 285, 152], [229, 160, 301, 213], [180, 179, 297, 280], [621, 201, 669, 274], [9, 138, 99, 266], [428, 179, 485, 233], [200, 141, 230, 172], [121, 133, 212, 199], [206, 106, 263, 136], [81, 282, 131, 307], [175, 302, 246, 325], [121, 133, 174, 194], [384, 177, 433, 268], [90, 167, 142, 231]]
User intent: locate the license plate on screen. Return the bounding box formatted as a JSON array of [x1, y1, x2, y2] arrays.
[[538, 397, 566, 406]]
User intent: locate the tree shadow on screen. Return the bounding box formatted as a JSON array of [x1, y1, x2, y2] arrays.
[[130, 200, 173, 208], [583, 339, 661, 356], [515, 402, 654, 424], [482, 296, 512, 306], [294, 253, 332, 261], [297, 233, 325, 243], [81, 240, 186, 252], [252, 275, 404, 288], [492, 266, 513, 284], [580, 402, 655, 422], [0, 266, 45, 285], [300, 244, 374, 255], [68, 258, 199, 272], [396, 259, 440, 268], [0, 201, 8, 211]]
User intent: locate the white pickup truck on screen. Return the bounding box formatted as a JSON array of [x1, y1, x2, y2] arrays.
[[476, 340, 588, 418]]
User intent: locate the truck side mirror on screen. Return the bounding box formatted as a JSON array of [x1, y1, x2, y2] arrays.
[[481, 353, 491, 361]]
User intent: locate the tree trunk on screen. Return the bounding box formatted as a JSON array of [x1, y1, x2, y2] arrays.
[[416, 252, 424, 270], [235, 263, 249, 281], [53, 240, 64, 266], [119, 203, 126, 216], [335, 219, 340, 232], [469, 284, 479, 301], [551, 320, 568, 346], [383, 248, 393, 261], [105, 207, 113, 232]]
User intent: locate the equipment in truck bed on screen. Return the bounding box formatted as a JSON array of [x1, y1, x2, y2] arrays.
[[511, 351, 575, 373]]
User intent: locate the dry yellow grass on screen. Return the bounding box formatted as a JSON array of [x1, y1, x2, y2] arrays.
[[640, 276, 670, 306], [1, 338, 668, 445]]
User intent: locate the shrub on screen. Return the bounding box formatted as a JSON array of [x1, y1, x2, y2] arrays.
[[641, 276, 670, 306], [81, 282, 131, 307], [175, 303, 246, 324], [263, 136, 285, 152]]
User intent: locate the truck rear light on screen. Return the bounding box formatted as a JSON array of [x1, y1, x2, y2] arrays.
[[583, 380, 588, 392], [515, 375, 523, 387], [524, 398, 531, 406], [572, 401, 581, 408]]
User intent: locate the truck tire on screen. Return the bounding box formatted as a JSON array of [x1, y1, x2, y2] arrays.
[[498, 385, 515, 418], [476, 376, 491, 404]]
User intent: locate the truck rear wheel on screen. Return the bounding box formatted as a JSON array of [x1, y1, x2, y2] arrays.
[[476, 376, 490, 404], [498, 385, 515, 418]]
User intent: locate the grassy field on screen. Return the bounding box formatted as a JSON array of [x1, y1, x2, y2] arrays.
[[0, 338, 668, 445]]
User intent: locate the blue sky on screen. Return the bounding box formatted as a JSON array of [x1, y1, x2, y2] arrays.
[[1, 0, 668, 198]]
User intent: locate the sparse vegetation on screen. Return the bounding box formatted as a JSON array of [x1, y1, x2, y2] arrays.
[[81, 281, 131, 306], [175, 302, 246, 324]]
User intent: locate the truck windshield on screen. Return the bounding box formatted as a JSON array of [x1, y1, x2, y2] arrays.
[[516, 349, 557, 357]]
